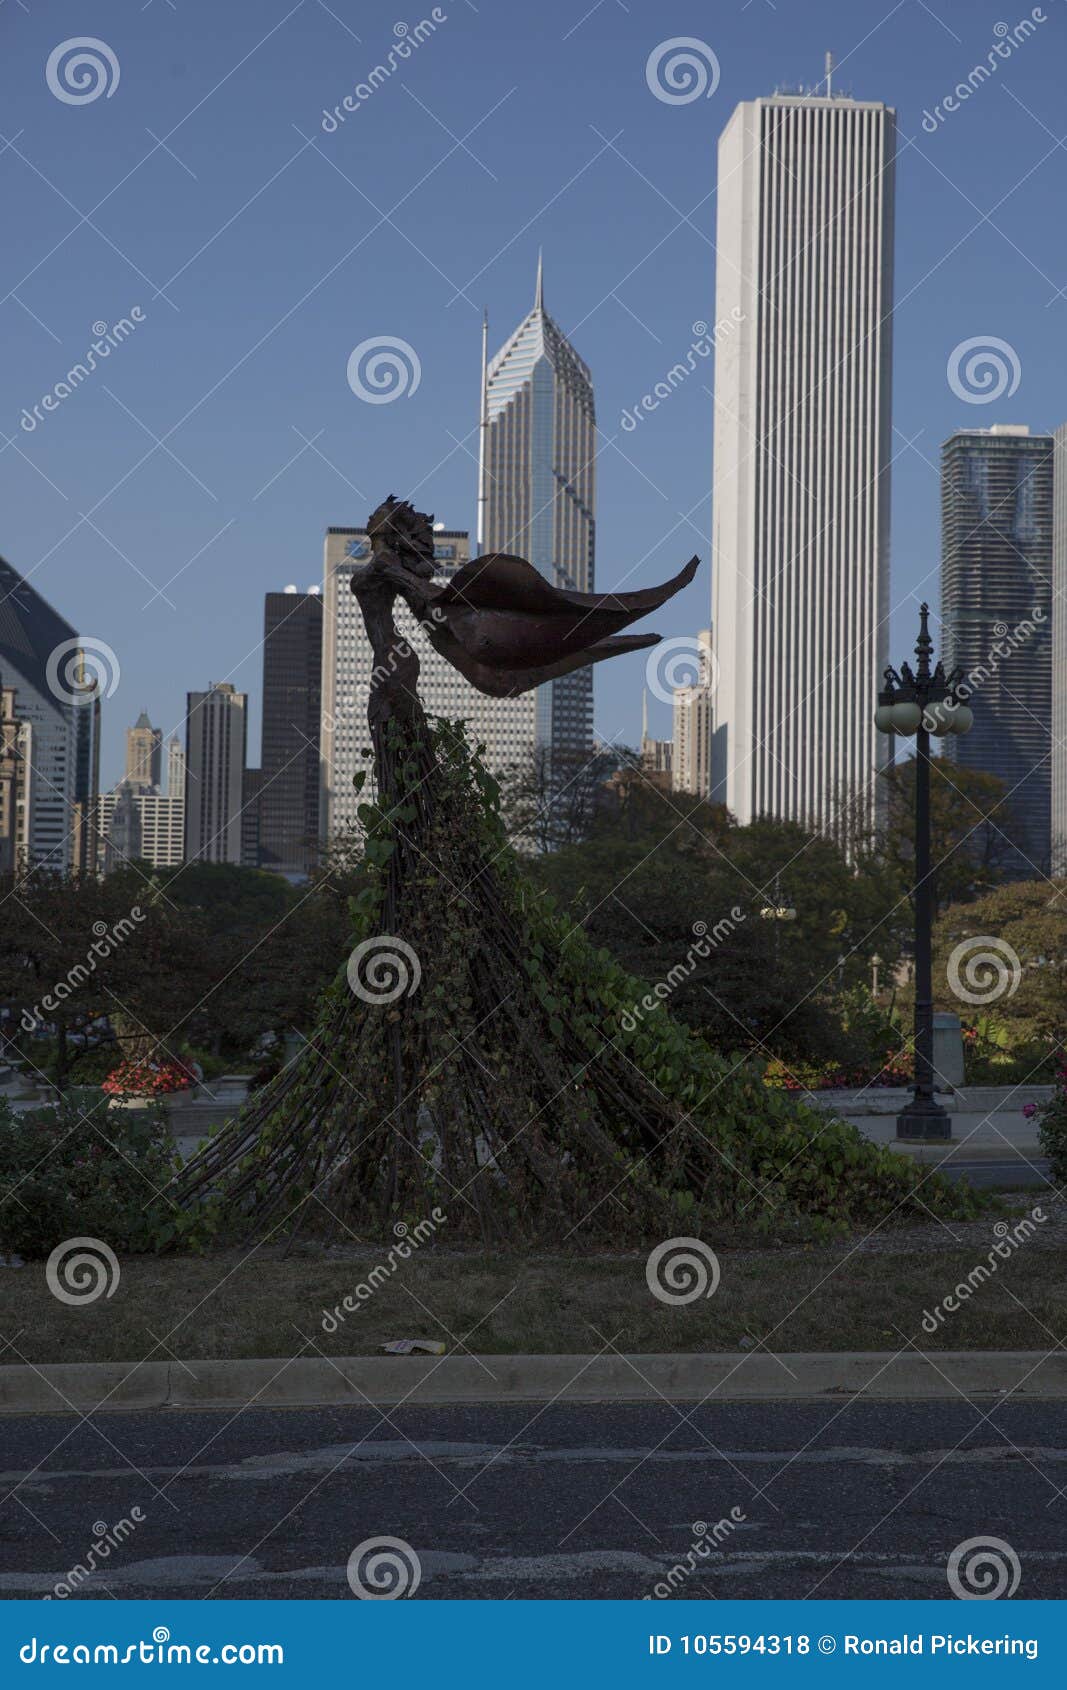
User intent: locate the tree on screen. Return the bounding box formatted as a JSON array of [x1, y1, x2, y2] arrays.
[[0, 868, 207, 1090], [933, 877, 1067, 1042], [528, 810, 903, 1069], [878, 755, 1019, 912], [498, 745, 632, 853]]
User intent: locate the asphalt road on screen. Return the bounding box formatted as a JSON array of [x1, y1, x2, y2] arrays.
[[2, 1400, 1067, 1600], [940, 1159, 1051, 1190]]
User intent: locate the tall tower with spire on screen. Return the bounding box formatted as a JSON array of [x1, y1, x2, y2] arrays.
[[480, 252, 597, 758], [125, 709, 162, 792]]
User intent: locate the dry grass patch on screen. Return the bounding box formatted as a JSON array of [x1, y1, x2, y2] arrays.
[[2, 1224, 1064, 1365]]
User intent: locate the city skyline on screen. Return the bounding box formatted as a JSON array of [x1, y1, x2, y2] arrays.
[[5, 0, 1066, 790]]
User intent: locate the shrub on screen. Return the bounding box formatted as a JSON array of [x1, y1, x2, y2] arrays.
[[1032, 1051, 1067, 1185], [0, 1092, 178, 1258]]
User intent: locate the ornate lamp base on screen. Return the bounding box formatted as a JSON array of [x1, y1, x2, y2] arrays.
[[896, 1097, 953, 1141]]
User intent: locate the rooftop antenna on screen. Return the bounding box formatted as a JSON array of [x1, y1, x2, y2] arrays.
[[825, 50, 834, 97], [476, 307, 488, 550], [535, 246, 544, 311]]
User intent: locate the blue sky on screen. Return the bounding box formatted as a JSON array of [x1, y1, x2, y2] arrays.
[[2, 0, 1066, 787]]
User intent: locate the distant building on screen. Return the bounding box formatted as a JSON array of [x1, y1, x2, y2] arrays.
[[0, 554, 101, 871], [639, 691, 673, 786], [322, 525, 540, 837], [480, 255, 596, 761], [259, 587, 323, 879], [0, 674, 30, 873], [710, 94, 896, 829], [184, 683, 247, 864], [941, 425, 1053, 874], [241, 767, 262, 869], [672, 630, 714, 799], [105, 781, 142, 871], [125, 710, 162, 792], [98, 734, 185, 871]]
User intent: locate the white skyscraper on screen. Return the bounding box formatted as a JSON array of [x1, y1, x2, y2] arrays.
[[710, 93, 896, 830]]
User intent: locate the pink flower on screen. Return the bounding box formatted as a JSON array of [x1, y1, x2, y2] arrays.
[[1022, 1102, 1038, 1119]]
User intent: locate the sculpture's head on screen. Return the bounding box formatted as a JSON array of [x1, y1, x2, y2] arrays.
[[366, 495, 436, 579]]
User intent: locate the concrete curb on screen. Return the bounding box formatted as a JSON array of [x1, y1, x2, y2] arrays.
[[4, 1350, 1067, 1413]]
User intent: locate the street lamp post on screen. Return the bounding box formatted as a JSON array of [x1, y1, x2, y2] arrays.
[[875, 604, 973, 1141]]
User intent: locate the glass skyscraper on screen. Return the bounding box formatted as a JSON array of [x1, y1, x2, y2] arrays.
[[941, 425, 1053, 875], [481, 255, 597, 757]]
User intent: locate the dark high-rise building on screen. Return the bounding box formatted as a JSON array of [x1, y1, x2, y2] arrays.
[[184, 682, 247, 864], [241, 767, 262, 869], [941, 425, 1053, 874], [260, 588, 323, 878], [0, 554, 99, 871]]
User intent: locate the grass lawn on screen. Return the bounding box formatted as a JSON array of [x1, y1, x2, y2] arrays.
[[3, 1213, 1064, 1364]]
